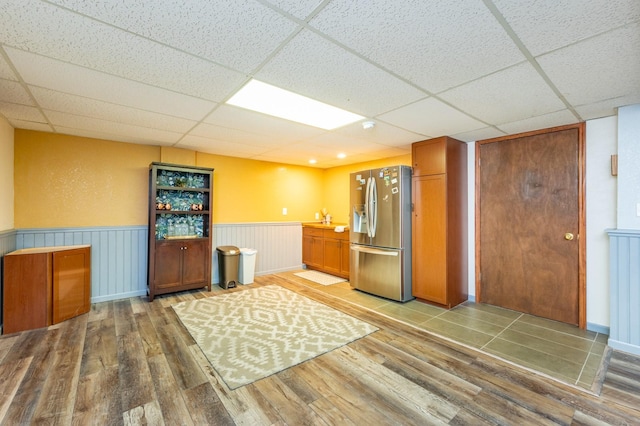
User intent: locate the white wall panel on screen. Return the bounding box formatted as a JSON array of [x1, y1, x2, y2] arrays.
[[14, 223, 303, 302], [212, 222, 303, 284]]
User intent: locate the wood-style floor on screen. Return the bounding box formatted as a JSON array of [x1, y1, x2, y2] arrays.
[[1, 273, 639, 425]]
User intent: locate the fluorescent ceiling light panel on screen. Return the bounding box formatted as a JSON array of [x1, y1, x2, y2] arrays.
[[227, 79, 364, 130]]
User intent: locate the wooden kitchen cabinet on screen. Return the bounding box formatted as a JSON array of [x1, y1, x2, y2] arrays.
[[148, 163, 213, 301], [412, 136, 467, 308], [302, 226, 349, 279], [340, 240, 350, 277], [302, 227, 324, 269], [3, 245, 91, 334]]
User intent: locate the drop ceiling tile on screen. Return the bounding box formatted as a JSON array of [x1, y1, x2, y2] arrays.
[[450, 127, 506, 143], [46, 110, 183, 144], [30, 87, 198, 133], [0, 56, 17, 80], [497, 109, 579, 135], [537, 23, 640, 107], [250, 155, 318, 167], [439, 62, 567, 125], [309, 0, 524, 93], [0, 0, 246, 100], [575, 94, 640, 121], [378, 97, 486, 137], [6, 48, 216, 120], [304, 133, 388, 154], [256, 29, 426, 117], [53, 126, 173, 146], [189, 122, 292, 148], [0, 79, 34, 105], [8, 119, 52, 132], [204, 105, 325, 142], [334, 121, 425, 147], [46, 0, 298, 73], [177, 135, 272, 157], [494, 0, 640, 56], [0, 102, 45, 122], [262, 0, 326, 20]]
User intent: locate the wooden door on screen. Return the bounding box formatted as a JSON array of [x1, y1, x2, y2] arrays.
[[477, 124, 585, 326], [412, 174, 447, 303]]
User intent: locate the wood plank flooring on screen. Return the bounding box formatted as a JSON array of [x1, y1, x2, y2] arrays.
[[0, 273, 639, 425]]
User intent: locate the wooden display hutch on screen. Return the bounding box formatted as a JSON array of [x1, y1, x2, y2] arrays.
[[411, 136, 468, 308], [148, 162, 213, 301], [3, 245, 91, 334]]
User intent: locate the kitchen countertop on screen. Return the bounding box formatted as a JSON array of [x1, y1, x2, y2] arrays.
[[302, 222, 349, 230]]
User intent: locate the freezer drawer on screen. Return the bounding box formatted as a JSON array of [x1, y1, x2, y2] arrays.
[[350, 244, 412, 302]]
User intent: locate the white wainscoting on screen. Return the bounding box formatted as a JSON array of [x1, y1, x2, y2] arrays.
[[608, 229, 640, 355], [212, 222, 303, 283], [13, 222, 303, 303], [17, 226, 149, 303]]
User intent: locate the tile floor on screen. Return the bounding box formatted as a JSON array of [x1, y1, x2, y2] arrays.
[[284, 272, 608, 391]]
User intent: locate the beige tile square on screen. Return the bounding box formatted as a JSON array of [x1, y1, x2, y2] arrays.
[[421, 317, 495, 349], [497, 329, 589, 364], [376, 303, 435, 326], [437, 310, 505, 336], [509, 321, 595, 352], [516, 315, 597, 340], [483, 338, 584, 382], [457, 302, 522, 323]]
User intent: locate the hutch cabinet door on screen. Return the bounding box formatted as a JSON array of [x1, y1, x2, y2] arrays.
[[181, 239, 209, 287], [153, 241, 183, 290]]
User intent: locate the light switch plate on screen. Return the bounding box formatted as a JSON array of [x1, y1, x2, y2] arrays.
[[637, 203, 640, 217], [282, 207, 287, 215]]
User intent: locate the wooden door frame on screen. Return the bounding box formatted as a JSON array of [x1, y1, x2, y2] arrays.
[[475, 123, 586, 328]]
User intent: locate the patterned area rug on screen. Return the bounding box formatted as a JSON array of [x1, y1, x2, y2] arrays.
[[172, 285, 377, 389], [294, 270, 347, 285]]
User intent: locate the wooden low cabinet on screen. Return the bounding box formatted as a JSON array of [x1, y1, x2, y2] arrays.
[[153, 239, 210, 296], [3, 245, 91, 334], [302, 227, 349, 279]]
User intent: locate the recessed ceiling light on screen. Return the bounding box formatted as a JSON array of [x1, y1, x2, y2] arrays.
[[337, 153, 347, 159], [309, 159, 317, 164], [226, 79, 365, 130]]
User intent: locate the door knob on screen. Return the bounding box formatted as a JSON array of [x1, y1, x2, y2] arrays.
[[564, 233, 574, 241]]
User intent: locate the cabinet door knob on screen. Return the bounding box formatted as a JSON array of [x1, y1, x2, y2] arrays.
[[564, 233, 574, 241]]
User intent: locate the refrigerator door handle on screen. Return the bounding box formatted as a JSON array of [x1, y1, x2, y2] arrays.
[[364, 177, 371, 238], [350, 245, 399, 256], [369, 176, 377, 238]]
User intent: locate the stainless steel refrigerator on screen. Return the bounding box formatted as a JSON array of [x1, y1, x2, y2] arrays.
[[350, 165, 412, 302]]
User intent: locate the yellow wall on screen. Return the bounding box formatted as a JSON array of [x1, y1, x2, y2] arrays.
[[13, 130, 409, 228], [0, 117, 14, 231], [13, 130, 327, 227], [196, 152, 324, 223], [14, 130, 160, 227], [321, 154, 412, 223]]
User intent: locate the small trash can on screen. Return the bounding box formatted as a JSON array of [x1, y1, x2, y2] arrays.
[[217, 245, 240, 289], [239, 248, 258, 284]]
